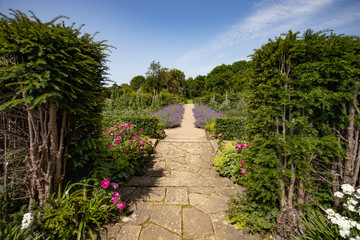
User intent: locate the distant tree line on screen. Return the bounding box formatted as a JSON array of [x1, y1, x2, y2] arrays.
[[110, 60, 250, 99]]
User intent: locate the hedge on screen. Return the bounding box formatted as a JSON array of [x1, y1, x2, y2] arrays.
[[102, 116, 160, 138], [213, 117, 247, 140]]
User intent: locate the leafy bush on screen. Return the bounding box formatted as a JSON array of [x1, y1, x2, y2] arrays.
[[0, 211, 44, 240], [152, 104, 185, 128], [228, 196, 278, 236], [296, 208, 340, 240], [100, 123, 154, 183], [213, 117, 247, 140], [297, 184, 360, 239], [102, 116, 160, 138], [193, 104, 226, 128], [38, 179, 124, 240]]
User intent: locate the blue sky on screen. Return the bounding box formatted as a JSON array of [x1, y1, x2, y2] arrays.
[[1, 0, 360, 85]]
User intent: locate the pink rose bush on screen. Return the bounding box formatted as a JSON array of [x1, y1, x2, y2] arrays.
[[102, 123, 154, 182]]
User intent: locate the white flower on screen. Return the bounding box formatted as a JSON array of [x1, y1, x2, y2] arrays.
[[345, 204, 357, 212], [349, 198, 358, 206], [355, 192, 360, 199], [357, 223, 360, 230], [340, 229, 351, 238], [334, 191, 345, 198], [326, 209, 336, 217], [21, 213, 34, 230], [342, 184, 355, 195]]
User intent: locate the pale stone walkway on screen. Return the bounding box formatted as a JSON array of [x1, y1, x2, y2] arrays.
[[106, 104, 259, 240]]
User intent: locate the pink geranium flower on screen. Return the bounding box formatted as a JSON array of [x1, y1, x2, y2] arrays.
[[109, 144, 114, 148], [101, 178, 110, 189], [240, 169, 247, 175], [111, 197, 118, 205], [218, 134, 223, 138], [117, 201, 126, 210], [239, 161, 244, 165], [111, 183, 119, 189], [112, 192, 119, 198]]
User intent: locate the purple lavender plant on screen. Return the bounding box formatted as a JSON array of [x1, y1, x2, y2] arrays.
[[152, 104, 185, 128], [193, 104, 226, 128]]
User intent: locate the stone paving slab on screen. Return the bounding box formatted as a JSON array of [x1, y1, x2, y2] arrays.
[[139, 224, 181, 240], [109, 104, 260, 240], [183, 207, 213, 239], [151, 205, 182, 235]]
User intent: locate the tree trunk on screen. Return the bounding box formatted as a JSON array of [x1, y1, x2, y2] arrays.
[[344, 100, 357, 185]]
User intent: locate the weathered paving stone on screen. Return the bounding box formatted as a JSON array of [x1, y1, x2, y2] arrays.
[[213, 218, 260, 240], [170, 170, 198, 179], [139, 224, 181, 240], [117, 187, 135, 202], [195, 194, 229, 214], [183, 208, 213, 239], [189, 187, 215, 195], [116, 225, 141, 240], [127, 202, 153, 225], [131, 187, 165, 202], [189, 193, 208, 206], [165, 187, 188, 204], [198, 168, 218, 178], [150, 205, 182, 235]]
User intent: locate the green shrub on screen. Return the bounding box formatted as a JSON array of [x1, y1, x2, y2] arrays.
[[100, 123, 154, 183], [213, 117, 247, 140], [102, 116, 160, 138], [38, 179, 123, 240]]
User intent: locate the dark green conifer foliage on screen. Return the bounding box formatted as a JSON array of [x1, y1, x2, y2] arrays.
[[0, 9, 110, 207]]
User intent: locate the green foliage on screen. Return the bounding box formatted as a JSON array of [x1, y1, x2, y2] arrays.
[[213, 142, 241, 178], [100, 123, 154, 183], [295, 208, 340, 240], [228, 196, 278, 236], [213, 117, 247, 140], [0, 209, 44, 240], [102, 116, 160, 138], [38, 180, 120, 240]]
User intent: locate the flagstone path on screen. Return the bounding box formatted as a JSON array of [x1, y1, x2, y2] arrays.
[[103, 104, 260, 240]]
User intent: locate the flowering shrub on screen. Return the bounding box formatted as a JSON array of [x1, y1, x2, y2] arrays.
[[38, 179, 124, 239], [102, 123, 154, 182], [324, 184, 360, 239], [213, 140, 249, 180], [193, 104, 226, 128], [151, 104, 185, 128]]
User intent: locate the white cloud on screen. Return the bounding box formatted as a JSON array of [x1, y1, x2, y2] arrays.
[[175, 0, 336, 77]]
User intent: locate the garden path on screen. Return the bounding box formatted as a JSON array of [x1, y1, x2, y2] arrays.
[[105, 104, 259, 240]]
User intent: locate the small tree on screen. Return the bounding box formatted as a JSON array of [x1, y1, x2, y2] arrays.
[[0, 10, 109, 208]]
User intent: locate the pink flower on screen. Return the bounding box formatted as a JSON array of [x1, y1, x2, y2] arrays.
[[139, 128, 144, 131], [109, 144, 114, 148], [115, 136, 121, 141], [101, 178, 110, 189], [112, 192, 120, 198], [114, 132, 118, 135], [240, 169, 247, 175], [120, 129, 124, 133], [126, 150, 130, 154], [111, 183, 119, 189], [239, 161, 244, 165], [111, 197, 118, 205], [218, 134, 223, 138], [139, 141, 144, 144], [117, 201, 126, 210]]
